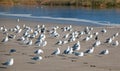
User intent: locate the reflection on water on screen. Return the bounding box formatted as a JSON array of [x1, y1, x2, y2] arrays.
[[0, 5, 120, 25]]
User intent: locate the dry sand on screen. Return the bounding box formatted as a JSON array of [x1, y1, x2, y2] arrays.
[[0, 18, 120, 71]]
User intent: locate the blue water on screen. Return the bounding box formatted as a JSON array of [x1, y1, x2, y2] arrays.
[[0, 5, 120, 26]]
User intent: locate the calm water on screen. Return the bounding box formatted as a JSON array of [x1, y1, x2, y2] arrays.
[[0, 5, 120, 26]]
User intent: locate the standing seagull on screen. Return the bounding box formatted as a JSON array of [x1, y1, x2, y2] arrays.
[[26, 40, 33, 45], [99, 49, 109, 55], [101, 29, 107, 33], [72, 41, 80, 51], [113, 41, 119, 46], [85, 47, 94, 54], [74, 52, 84, 57], [93, 41, 101, 47], [34, 49, 44, 55], [67, 48, 73, 54], [2, 58, 14, 66], [63, 46, 70, 54], [51, 48, 60, 55], [9, 49, 16, 55], [32, 56, 42, 61], [17, 18, 20, 22], [2, 36, 9, 42], [106, 38, 112, 44]]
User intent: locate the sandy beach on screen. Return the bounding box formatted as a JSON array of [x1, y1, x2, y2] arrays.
[[0, 18, 120, 71]]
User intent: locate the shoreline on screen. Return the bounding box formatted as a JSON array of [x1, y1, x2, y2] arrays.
[[1, 17, 120, 27]]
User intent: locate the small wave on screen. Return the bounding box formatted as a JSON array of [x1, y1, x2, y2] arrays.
[[0, 12, 31, 17], [0, 12, 119, 26]]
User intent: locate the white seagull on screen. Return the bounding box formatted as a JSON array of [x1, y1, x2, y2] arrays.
[[2, 58, 14, 66], [113, 41, 119, 46], [2, 36, 9, 42], [84, 36, 90, 41], [101, 29, 107, 33], [9, 49, 16, 54], [63, 33, 69, 39], [26, 40, 33, 45], [67, 48, 73, 54], [41, 41, 47, 47], [114, 32, 119, 37], [32, 56, 42, 61], [72, 41, 80, 51], [85, 47, 94, 54], [63, 46, 70, 54], [51, 48, 60, 55], [106, 38, 112, 44], [100, 49, 109, 55], [34, 49, 44, 55], [17, 18, 20, 22], [74, 52, 84, 57], [93, 40, 101, 47], [56, 40, 62, 45]]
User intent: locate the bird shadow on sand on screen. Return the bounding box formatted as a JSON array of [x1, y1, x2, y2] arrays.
[[68, 57, 78, 59], [27, 62, 36, 64], [58, 54, 67, 57], [0, 66, 7, 69], [28, 55, 34, 57], [44, 55, 54, 58], [4, 54, 10, 56]]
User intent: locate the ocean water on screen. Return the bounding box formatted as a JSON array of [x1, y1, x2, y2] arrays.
[[0, 6, 120, 26]]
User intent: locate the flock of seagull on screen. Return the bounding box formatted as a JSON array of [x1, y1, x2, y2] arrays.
[[0, 19, 119, 67]]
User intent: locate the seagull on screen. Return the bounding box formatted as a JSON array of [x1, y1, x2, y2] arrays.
[[26, 40, 33, 45], [17, 36, 25, 41], [32, 56, 42, 61], [51, 48, 60, 55], [114, 32, 119, 37], [63, 33, 69, 39], [35, 39, 43, 46], [74, 52, 84, 57], [95, 36, 98, 40], [38, 34, 46, 41], [67, 48, 73, 54], [83, 36, 90, 41], [93, 40, 101, 47], [9, 49, 16, 54], [0, 26, 4, 31], [84, 47, 94, 54], [41, 41, 47, 47], [79, 31, 85, 35], [88, 34, 93, 39], [56, 40, 62, 45], [94, 32, 99, 36], [17, 18, 20, 22], [2, 36, 9, 42], [34, 49, 43, 55], [100, 49, 109, 55], [16, 29, 22, 33], [8, 34, 16, 39], [113, 41, 119, 46], [106, 38, 112, 44], [15, 25, 20, 30], [72, 41, 80, 51], [2, 58, 14, 66], [62, 40, 68, 44], [101, 29, 107, 33], [63, 46, 70, 54], [68, 36, 76, 42], [63, 27, 67, 32], [84, 26, 90, 34]]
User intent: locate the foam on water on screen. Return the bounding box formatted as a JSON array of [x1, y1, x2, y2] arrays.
[[0, 12, 119, 26]]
